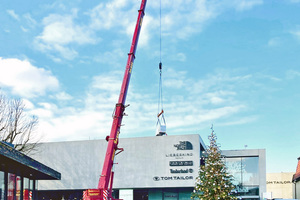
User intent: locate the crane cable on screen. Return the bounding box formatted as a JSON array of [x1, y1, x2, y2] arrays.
[[157, 0, 163, 115], [156, 0, 166, 135], [159, 0, 162, 64]]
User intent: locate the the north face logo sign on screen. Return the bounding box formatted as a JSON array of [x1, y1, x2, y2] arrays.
[[174, 141, 193, 150]]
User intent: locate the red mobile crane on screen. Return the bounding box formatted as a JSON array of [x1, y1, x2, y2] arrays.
[[83, 0, 147, 200]]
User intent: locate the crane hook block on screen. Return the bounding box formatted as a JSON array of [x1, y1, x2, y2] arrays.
[[159, 62, 162, 70]]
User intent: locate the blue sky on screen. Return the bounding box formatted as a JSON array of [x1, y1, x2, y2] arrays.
[[1, 0, 300, 173]]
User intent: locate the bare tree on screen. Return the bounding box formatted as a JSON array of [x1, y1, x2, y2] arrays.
[[0, 94, 10, 136], [0, 94, 40, 154]]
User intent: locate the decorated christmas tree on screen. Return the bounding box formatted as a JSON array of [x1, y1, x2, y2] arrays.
[[191, 126, 236, 200]]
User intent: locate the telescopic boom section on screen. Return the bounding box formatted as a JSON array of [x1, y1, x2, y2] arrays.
[[98, 0, 147, 193]]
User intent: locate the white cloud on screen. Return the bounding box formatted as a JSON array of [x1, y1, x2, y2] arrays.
[[32, 102, 57, 119], [233, 0, 263, 11], [7, 10, 20, 21], [53, 44, 78, 60], [164, 103, 245, 132], [54, 92, 73, 101], [38, 108, 111, 141], [260, 74, 281, 82], [33, 72, 124, 141], [89, 0, 153, 46], [89, 72, 123, 93], [29, 70, 155, 141], [40, 13, 95, 45], [147, 0, 262, 40], [163, 68, 188, 89], [0, 57, 59, 98], [21, 26, 28, 32], [219, 116, 258, 126], [33, 0, 263, 62], [268, 37, 281, 47], [158, 1, 215, 39], [290, 30, 300, 41], [135, 15, 154, 47], [31, 67, 256, 141], [93, 48, 124, 67], [286, 69, 300, 79], [23, 99, 35, 110], [141, 68, 255, 134], [210, 96, 224, 104], [24, 13, 37, 28], [89, 0, 135, 30], [175, 53, 186, 62], [35, 12, 96, 60]]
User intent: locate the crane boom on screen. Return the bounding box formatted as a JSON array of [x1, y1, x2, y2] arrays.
[[83, 0, 147, 199]]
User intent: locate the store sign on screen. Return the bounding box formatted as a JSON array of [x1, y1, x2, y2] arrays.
[[267, 181, 292, 184], [233, 185, 249, 193], [164, 194, 178, 198], [174, 141, 193, 150], [150, 139, 196, 185], [170, 168, 193, 174], [153, 176, 194, 181], [169, 161, 193, 166], [119, 189, 133, 200], [235, 187, 249, 193], [166, 152, 193, 157]]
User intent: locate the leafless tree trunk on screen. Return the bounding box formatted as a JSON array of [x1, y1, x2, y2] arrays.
[[0, 94, 9, 136], [0, 94, 40, 154]]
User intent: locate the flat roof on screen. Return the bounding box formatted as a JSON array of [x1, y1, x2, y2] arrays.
[[0, 141, 61, 180]]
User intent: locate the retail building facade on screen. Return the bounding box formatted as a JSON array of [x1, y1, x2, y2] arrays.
[[266, 172, 294, 199], [31, 134, 266, 200], [0, 141, 61, 200], [293, 157, 300, 199]]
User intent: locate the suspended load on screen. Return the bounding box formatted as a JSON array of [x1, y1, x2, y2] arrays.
[[156, 109, 166, 136], [156, 62, 167, 136]]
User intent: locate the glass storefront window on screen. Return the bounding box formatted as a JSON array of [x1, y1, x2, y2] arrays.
[[30, 179, 34, 191], [24, 177, 29, 190], [133, 189, 148, 200], [242, 157, 259, 186], [8, 173, 16, 200], [16, 176, 21, 200], [163, 189, 178, 200], [24, 177, 30, 200], [0, 171, 4, 200], [226, 157, 242, 185], [225, 156, 259, 197], [179, 188, 193, 200], [23, 178, 34, 200], [164, 192, 178, 200]]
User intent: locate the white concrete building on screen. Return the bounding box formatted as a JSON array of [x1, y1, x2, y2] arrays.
[[30, 134, 266, 200]]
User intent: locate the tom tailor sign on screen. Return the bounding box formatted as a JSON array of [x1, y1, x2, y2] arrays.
[[266, 181, 292, 184], [153, 176, 194, 181]]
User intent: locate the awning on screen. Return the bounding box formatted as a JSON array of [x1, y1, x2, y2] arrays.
[[0, 141, 61, 180]]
